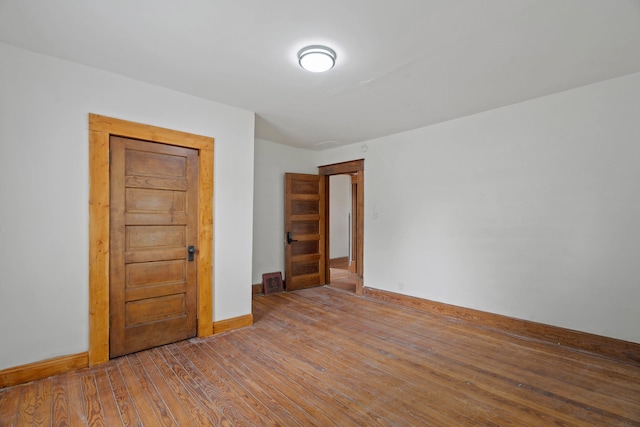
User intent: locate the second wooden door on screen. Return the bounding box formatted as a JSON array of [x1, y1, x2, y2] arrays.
[[284, 173, 326, 290]]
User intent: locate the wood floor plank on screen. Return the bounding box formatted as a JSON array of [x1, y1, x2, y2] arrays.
[[198, 339, 311, 426], [145, 348, 216, 427], [15, 382, 36, 426], [80, 371, 105, 427], [155, 346, 232, 427], [64, 371, 87, 427], [176, 340, 287, 426], [208, 334, 340, 426], [125, 354, 177, 427], [237, 325, 423, 425], [103, 363, 140, 427], [166, 343, 264, 426], [92, 369, 122, 426], [50, 373, 70, 427], [135, 351, 197, 426], [115, 356, 160, 426], [0, 385, 21, 426], [233, 331, 391, 426], [32, 377, 52, 427], [2, 286, 639, 426]]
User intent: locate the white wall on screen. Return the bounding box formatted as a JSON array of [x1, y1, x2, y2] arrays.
[[317, 72, 640, 344], [252, 139, 316, 284], [0, 42, 255, 370], [329, 175, 351, 259]]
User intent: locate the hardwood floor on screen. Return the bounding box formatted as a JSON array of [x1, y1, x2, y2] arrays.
[[328, 257, 358, 293], [1, 287, 639, 426], [328, 268, 358, 292]]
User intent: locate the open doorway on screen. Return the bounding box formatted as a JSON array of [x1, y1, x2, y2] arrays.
[[328, 174, 359, 293], [318, 159, 364, 295]]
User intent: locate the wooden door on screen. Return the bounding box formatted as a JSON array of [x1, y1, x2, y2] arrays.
[[109, 136, 198, 358], [284, 173, 326, 291]]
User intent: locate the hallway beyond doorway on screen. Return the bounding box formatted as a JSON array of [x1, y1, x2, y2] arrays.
[[328, 257, 358, 293]]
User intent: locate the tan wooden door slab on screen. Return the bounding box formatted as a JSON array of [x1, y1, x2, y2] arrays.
[[109, 136, 198, 357], [284, 173, 326, 290]]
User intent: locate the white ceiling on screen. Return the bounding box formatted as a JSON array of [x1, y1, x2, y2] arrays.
[[1, 0, 639, 150]]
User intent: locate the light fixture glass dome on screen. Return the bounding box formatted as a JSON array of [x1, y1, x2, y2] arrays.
[[298, 45, 336, 72]]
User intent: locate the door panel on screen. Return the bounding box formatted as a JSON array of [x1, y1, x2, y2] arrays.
[[110, 136, 198, 358], [126, 225, 186, 249], [285, 173, 326, 291], [126, 260, 185, 287]]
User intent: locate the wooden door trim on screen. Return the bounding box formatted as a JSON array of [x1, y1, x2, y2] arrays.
[[88, 114, 214, 366], [319, 159, 364, 294], [350, 175, 358, 273]]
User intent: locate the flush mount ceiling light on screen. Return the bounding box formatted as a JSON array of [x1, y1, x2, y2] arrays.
[[298, 45, 336, 72]]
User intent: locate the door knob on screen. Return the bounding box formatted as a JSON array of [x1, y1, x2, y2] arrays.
[[188, 245, 196, 261], [287, 232, 298, 244]]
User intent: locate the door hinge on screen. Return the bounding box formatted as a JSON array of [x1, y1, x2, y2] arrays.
[[109, 150, 112, 164]]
